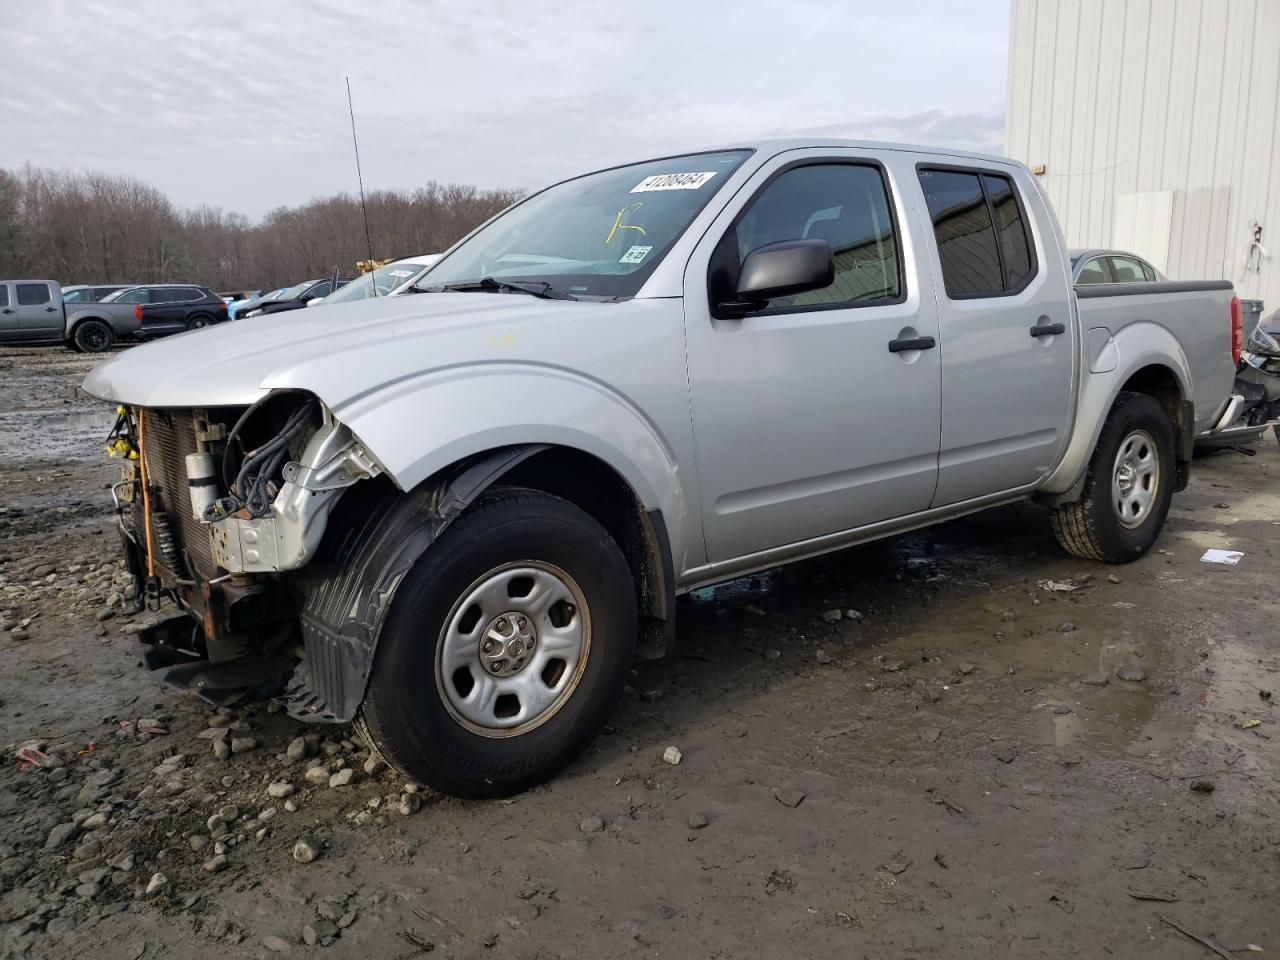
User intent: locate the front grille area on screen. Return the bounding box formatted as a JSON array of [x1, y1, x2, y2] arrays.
[[136, 409, 219, 581]]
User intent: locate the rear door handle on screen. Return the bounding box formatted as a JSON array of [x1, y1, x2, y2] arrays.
[[1, 308, 13, 315], [1030, 318, 1065, 337], [888, 335, 936, 353]]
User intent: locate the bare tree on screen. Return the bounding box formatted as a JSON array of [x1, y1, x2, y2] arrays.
[[0, 165, 521, 290]]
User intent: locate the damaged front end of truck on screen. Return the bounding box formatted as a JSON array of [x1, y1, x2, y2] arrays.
[[107, 391, 382, 715]]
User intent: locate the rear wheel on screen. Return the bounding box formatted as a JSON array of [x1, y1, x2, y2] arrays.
[[73, 320, 113, 353], [356, 488, 637, 798], [1050, 391, 1176, 562], [186, 315, 212, 331]]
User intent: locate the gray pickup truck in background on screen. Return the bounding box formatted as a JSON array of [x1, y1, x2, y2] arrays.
[[83, 139, 1239, 798]]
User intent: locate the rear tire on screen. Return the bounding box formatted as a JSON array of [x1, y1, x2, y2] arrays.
[[73, 320, 113, 353], [1050, 391, 1176, 562], [186, 316, 212, 331], [357, 488, 637, 798]]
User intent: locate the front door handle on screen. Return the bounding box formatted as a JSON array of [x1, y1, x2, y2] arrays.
[[45, 306, 57, 312], [1030, 317, 1065, 337], [1, 308, 13, 315], [888, 335, 936, 353]]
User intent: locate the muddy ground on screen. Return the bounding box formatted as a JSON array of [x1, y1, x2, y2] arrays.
[[0, 344, 1277, 959]]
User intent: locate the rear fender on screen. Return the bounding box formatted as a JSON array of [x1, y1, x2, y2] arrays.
[[1038, 321, 1192, 501]]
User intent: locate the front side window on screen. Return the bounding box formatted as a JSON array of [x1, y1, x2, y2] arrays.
[[918, 168, 1037, 298], [1075, 258, 1110, 284], [710, 162, 902, 313], [64, 288, 89, 303], [422, 150, 753, 300], [16, 283, 51, 306]]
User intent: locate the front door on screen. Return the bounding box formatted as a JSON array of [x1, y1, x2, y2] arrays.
[[7, 282, 61, 340], [914, 164, 1076, 506], [684, 152, 943, 564]]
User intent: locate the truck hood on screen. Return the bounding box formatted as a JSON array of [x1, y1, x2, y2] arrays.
[[81, 292, 616, 410]]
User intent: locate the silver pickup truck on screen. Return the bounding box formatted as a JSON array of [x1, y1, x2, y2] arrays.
[[83, 140, 1239, 797]]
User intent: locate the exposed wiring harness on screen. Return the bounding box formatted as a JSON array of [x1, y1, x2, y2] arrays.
[[212, 392, 320, 519]]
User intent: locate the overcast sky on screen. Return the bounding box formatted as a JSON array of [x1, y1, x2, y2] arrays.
[[0, 0, 1009, 220]]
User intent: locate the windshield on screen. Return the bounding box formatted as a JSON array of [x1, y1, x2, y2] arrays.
[[276, 282, 313, 301], [322, 262, 431, 305], [100, 288, 131, 303], [422, 150, 752, 300]]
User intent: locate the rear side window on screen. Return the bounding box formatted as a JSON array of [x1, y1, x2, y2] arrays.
[[983, 175, 1033, 289], [0, 286, 8, 307], [93, 286, 118, 299], [16, 283, 52, 306], [918, 168, 1037, 298], [1108, 256, 1153, 282], [64, 288, 89, 303], [711, 162, 903, 314], [150, 288, 187, 303]]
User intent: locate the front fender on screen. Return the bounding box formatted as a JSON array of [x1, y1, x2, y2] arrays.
[[1039, 321, 1192, 496], [329, 362, 693, 573]]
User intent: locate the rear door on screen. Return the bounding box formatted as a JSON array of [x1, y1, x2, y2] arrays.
[[914, 164, 1075, 506], [684, 149, 942, 564], [142, 288, 188, 333], [9, 282, 62, 340]]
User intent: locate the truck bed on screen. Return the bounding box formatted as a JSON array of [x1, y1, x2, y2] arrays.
[[1075, 280, 1236, 434]]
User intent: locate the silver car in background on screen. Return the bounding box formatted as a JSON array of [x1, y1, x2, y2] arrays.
[[1071, 248, 1165, 284]]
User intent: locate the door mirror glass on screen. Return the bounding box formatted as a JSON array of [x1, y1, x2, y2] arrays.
[[727, 239, 834, 312]]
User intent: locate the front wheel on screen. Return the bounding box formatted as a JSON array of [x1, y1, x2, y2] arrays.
[[356, 488, 637, 798], [1050, 391, 1176, 562]]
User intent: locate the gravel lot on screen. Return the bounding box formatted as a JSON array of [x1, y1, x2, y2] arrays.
[[1, 345, 1277, 959]]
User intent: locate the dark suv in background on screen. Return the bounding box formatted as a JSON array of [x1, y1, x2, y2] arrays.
[[134, 286, 227, 338]]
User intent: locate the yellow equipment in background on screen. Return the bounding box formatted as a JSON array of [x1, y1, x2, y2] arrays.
[[355, 258, 394, 274]]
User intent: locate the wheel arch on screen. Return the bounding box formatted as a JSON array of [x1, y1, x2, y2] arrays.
[[1039, 342, 1194, 504], [68, 315, 114, 351], [286, 442, 676, 723]]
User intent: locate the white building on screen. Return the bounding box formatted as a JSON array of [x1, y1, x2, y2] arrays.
[[1004, 0, 1279, 310]]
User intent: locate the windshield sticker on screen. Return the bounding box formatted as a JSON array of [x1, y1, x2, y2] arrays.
[[388, 269, 414, 277], [619, 245, 653, 265], [631, 171, 717, 193]]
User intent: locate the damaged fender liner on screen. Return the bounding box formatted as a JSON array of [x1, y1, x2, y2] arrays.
[[284, 445, 550, 723]]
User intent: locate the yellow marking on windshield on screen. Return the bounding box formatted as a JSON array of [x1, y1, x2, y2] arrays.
[[605, 202, 647, 244]]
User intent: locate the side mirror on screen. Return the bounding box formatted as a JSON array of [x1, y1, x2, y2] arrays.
[[722, 239, 834, 315]]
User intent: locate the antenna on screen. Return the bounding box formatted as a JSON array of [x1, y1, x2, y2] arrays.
[[346, 76, 377, 291]]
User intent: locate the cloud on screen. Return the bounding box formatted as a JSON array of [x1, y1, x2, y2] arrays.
[[0, 0, 1010, 218], [765, 108, 1006, 157]]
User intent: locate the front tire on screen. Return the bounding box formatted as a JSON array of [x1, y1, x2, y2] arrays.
[[357, 488, 637, 798], [73, 320, 113, 353], [1050, 391, 1176, 562]]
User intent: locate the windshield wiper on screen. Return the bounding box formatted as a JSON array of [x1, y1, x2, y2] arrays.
[[424, 277, 577, 300]]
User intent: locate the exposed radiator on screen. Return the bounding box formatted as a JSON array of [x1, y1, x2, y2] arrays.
[[136, 409, 219, 581]]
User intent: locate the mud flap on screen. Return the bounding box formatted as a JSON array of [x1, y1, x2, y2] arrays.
[[283, 445, 549, 723]]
